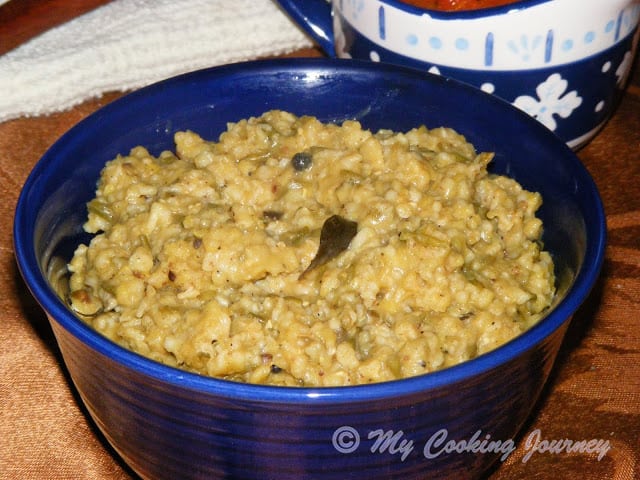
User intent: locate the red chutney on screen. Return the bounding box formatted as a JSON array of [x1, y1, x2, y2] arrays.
[[402, 0, 520, 11]]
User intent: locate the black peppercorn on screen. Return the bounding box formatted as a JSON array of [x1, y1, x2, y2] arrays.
[[291, 151, 313, 171]]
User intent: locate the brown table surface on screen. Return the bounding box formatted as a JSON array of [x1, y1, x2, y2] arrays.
[[1, 1, 639, 479]]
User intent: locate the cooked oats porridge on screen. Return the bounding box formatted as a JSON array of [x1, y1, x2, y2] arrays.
[[67, 110, 555, 386]]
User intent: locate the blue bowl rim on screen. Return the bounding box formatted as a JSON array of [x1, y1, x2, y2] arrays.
[[13, 57, 606, 405], [365, 0, 554, 19]]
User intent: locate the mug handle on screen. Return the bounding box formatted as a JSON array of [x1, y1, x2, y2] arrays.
[[277, 0, 335, 56]]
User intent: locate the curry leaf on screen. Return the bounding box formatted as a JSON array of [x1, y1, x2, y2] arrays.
[[300, 214, 358, 278]]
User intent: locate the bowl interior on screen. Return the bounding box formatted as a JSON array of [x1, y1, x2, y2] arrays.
[[14, 58, 605, 400]]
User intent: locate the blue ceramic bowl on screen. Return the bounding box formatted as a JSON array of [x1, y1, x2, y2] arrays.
[[277, 0, 640, 149], [14, 59, 605, 480]]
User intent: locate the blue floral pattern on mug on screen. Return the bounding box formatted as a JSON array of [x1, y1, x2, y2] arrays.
[[330, 0, 640, 147], [513, 74, 582, 132]]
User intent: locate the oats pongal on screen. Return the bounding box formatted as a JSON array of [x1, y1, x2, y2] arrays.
[[67, 110, 555, 387]]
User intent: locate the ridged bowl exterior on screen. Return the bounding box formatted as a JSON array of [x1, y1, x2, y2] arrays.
[[14, 59, 606, 479], [50, 316, 568, 480]]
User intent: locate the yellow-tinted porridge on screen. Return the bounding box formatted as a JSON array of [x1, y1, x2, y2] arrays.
[[67, 110, 555, 386]]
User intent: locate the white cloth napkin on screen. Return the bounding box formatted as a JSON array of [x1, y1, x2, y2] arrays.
[[0, 0, 313, 122]]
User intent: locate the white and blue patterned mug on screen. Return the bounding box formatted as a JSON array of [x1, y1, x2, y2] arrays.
[[277, 0, 640, 149]]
